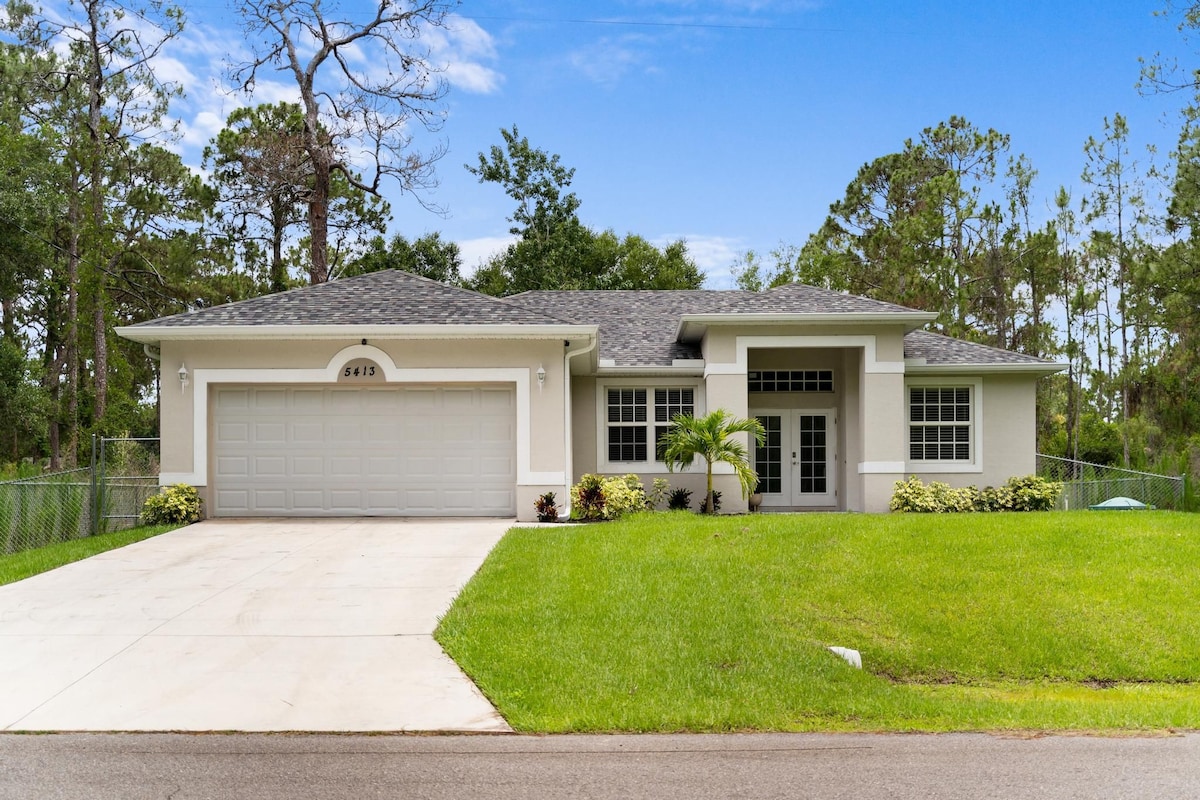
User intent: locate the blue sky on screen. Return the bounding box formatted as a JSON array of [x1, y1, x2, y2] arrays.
[[157, 0, 1194, 285]]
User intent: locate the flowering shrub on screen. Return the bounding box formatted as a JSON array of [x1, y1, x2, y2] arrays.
[[141, 484, 203, 525]]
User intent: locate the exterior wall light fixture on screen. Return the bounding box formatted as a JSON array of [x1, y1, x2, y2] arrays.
[[178, 363, 189, 393]]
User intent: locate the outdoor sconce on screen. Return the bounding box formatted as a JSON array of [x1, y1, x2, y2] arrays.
[[178, 363, 189, 393], [536, 364, 546, 387]]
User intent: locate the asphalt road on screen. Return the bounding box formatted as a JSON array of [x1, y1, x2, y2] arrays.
[[2, 732, 1198, 799]]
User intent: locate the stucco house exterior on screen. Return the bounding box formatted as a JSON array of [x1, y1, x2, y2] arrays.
[[116, 269, 1063, 521]]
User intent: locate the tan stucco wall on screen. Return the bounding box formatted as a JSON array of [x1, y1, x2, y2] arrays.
[[158, 337, 569, 522]]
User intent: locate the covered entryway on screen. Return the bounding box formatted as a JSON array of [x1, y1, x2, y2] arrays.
[[752, 409, 838, 508], [212, 385, 516, 516]]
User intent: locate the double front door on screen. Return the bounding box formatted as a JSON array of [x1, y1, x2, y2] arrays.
[[752, 409, 837, 508]]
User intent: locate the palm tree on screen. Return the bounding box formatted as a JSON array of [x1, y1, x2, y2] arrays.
[[660, 409, 766, 514]]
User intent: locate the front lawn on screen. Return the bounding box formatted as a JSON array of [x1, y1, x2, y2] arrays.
[[435, 511, 1200, 732], [0, 524, 178, 586]]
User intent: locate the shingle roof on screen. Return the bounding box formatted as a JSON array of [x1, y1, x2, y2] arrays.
[[127, 270, 573, 328], [127, 273, 1058, 371], [902, 329, 1057, 367], [509, 290, 732, 365], [508, 284, 933, 366]]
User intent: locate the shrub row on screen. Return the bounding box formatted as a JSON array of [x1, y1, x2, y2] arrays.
[[890, 475, 1063, 513]]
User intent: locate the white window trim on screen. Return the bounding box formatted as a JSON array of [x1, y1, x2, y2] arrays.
[[596, 379, 706, 474], [903, 376, 983, 474]]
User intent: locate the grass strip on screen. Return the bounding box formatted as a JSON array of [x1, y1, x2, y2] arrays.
[[0, 524, 178, 586]]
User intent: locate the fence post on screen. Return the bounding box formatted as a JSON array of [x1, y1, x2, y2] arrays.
[[89, 434, 98, 537]]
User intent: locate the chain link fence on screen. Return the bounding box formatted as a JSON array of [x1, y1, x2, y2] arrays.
[[0, 437, 161, 556], [1037, 454, 1188, 511]]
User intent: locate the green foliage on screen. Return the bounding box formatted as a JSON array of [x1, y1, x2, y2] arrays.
[[1, 523, 176, 586], [659, 410, 765, 514], [570, 474, 646, 521], [534, 491, 558, 523], [343, 232, 463, 285], [1003, 475, 1064, 512], [140, 484, 203, 525], [646, 478, 670, 510], [465, 126, 702, 295], [890, 475, 1063, 513], [667, 487, 692, 511]]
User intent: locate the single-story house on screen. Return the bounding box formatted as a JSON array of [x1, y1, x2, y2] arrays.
[[116, 270, 1064, 520]]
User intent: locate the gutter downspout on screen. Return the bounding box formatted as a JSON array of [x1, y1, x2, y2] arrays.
[[562, 335, 598, 518]]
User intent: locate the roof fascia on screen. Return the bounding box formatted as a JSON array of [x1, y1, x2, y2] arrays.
[[116, 323, 598, 344], [904, 361, 1067, 376], [676, 312, 939, 342]]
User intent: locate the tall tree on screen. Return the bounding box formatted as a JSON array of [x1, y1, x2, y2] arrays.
[[204, 102, 388, 293], [466, 126, 702, 294], [1081, 113, 1148, 467], [343, 232, 463, 284], [233, 0, 450, 285]]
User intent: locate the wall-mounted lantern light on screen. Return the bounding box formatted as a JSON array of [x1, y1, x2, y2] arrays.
[[178, 363, 190, 393], [536, 364, 546, 387]]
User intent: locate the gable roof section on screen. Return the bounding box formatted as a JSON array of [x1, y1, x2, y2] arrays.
[[118, 270, 588, 342]]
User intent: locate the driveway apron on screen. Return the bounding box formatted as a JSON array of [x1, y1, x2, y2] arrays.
[[0, 518, 513, 732]]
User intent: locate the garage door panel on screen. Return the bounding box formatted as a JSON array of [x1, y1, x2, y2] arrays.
[[216, 455, 249, 478], [255, 388, 287, 409], [254, 456, 286, 477], [291, 422, 324, 444], [291, 389, 324, 411], [213, 385, 516, 516]]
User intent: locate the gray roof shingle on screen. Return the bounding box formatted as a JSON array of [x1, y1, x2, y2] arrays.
[[128, 270, 575, 328], [508, 284, 934, 366], [902, 329, 1056, 367]]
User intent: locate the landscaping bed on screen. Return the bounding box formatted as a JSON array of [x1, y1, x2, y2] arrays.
[[435, 510, 1200, 732]]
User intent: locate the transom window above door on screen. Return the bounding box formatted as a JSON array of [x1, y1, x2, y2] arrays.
[[748, 370, 833, 392], [606, 387, 695, 463]]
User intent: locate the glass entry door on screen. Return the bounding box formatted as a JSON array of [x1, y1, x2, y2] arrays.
[[753, 409, 837, 507]]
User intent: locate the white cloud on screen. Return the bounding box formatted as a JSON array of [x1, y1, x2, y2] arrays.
[[567, 34, 657, 87], [457, 235, 516, 276], [657, 234, 747, 288], [429, 14, 503, 94]]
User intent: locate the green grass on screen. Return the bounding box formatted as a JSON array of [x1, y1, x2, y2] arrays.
[[435, 510, 1200, 733], [0, 524, 178, 586]]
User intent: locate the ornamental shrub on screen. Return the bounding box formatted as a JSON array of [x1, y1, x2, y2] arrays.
[[667, 487, 692, 510], [646, 478, 670, 510], [571, 473, 647, 520], [891, 475, 1063, 513], [572, 474, 606, 520], [1004, 475, 1063, 511], [141, 484, 203, 525], [534, 491, 558, 522]]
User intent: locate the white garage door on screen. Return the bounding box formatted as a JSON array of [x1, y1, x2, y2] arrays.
[[212, 385, 517, 516]]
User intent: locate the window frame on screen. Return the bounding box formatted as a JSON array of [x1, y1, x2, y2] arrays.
[[904, 377, 983, 473], [597, 380, 704, 473]]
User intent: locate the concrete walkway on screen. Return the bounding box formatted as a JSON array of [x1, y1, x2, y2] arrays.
[[0, 518, 514, 732]]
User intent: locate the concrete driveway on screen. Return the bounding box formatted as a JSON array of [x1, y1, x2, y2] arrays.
[[0, 518, 513, 732]]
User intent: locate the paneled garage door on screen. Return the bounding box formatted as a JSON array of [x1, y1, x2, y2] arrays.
[[212, 385, 516, 516]]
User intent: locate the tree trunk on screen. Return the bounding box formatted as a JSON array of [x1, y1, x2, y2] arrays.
[[308, 157, 331, 284]]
